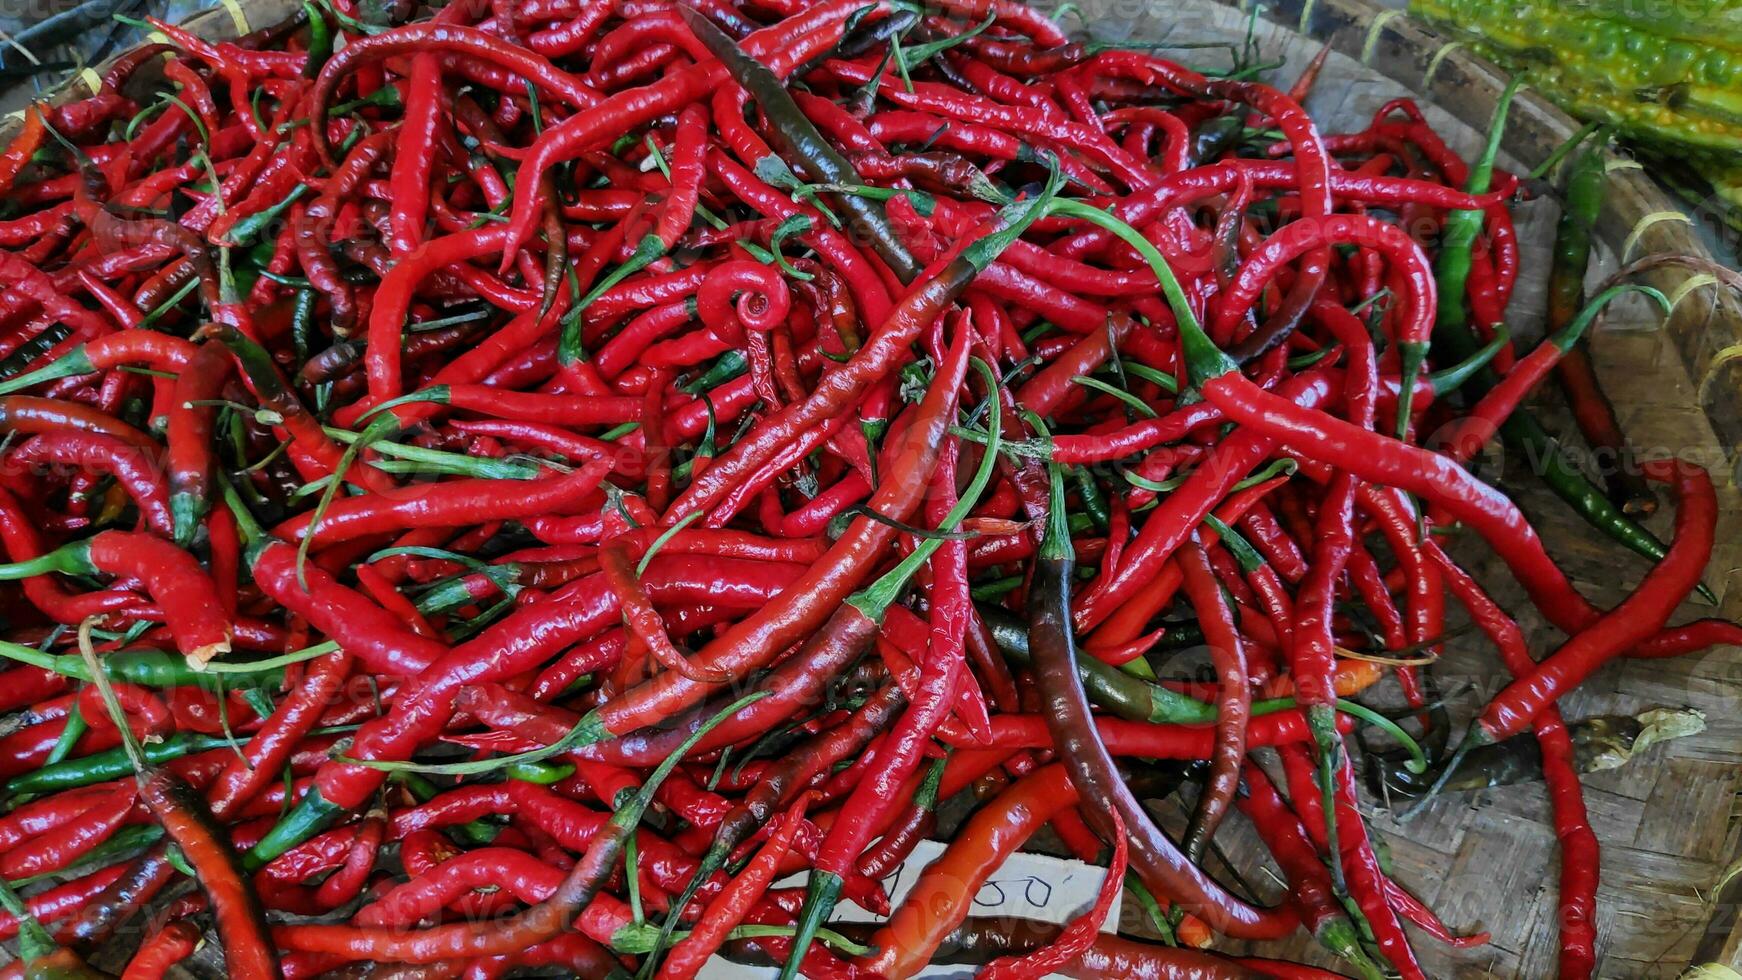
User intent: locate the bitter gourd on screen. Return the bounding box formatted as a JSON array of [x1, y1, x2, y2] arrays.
[[1413, 0, 1742, 211]]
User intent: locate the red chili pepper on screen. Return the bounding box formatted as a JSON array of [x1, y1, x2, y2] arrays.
[[1420, 537, 1586, 963], [355, 224, 517, 408], [120, 921, 202, 980], [307, 23, 601, 167], [671, 178, 1047, 531], [0, 865, 126, 942], [502, 0, 883, 264], [209, 648, 353, 821], [0, 490, 141, 623], [696, 260, 792, 346], [249, 542, 445, 677], [1237, 760, 1380, 975], [139, 768, 281, 978], [1176, 538, 1249, 861], [258, 554, 806, 861], [857, 764, 1074, 978], [1467, 458, 1714, 745], [1070, 936, 1307, 978], [74, 684, 170, 740], [5, 431, 173, 537], [980, 806, 1124, 980], [388, 54, 446, 259], [1440, 284, 1662, 463], [0, 251, 115, 342], [1193, 361, 1595, 632], [1075, 370, 1335, 630], [162, 344, 229, 544], [657, 793, 812, 979], [761, 326, 985, 968], [273, 458, 609, 548], [0, 784, 135, 878], [598, 539, 727, 683], [0, 531, 229, 665], [0, 105, 46, 196], [1276, 744, 1422, 978], [277, 698, 747, 962]]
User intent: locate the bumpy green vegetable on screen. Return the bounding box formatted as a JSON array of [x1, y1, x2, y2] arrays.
[[1563, 0, 1742, 47], [1416, 0, 1742, 153]]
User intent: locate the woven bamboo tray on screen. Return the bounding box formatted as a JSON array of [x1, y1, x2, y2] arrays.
[[7, 0, 1742, 977]]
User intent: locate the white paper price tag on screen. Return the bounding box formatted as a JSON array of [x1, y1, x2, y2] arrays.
[[703, 839, 1120, 979]]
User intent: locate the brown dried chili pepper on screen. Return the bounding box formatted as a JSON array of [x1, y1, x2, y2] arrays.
[[1176, 537, 1249, 862], [138, 770, 282, 979], [1024, 464, 1292, 941]]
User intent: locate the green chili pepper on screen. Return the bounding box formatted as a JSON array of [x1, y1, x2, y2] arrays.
[[1422, 89, 1690, 585], [44, 710, 85, 768], [220, 185, 308, 249], [0, 640, 285, 689], [505, 760, 577, 785], [985, 607, 1215, 724], [4, 732, 239, 797], [302, 1, 333, 77]]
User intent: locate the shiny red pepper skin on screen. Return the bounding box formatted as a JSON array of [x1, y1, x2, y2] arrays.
[[120, 922, 202, 980], [5, 432, 173, 536], [272, 459, 610, 548], [140, 769, 281, 978], [1473, 459, 1715, 743]]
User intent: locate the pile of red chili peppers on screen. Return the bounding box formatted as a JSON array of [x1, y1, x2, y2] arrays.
[[0, 0, 1735, 976]]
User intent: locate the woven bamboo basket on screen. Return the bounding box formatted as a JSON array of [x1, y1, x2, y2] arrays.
[[5, 0, 1742, 976]]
